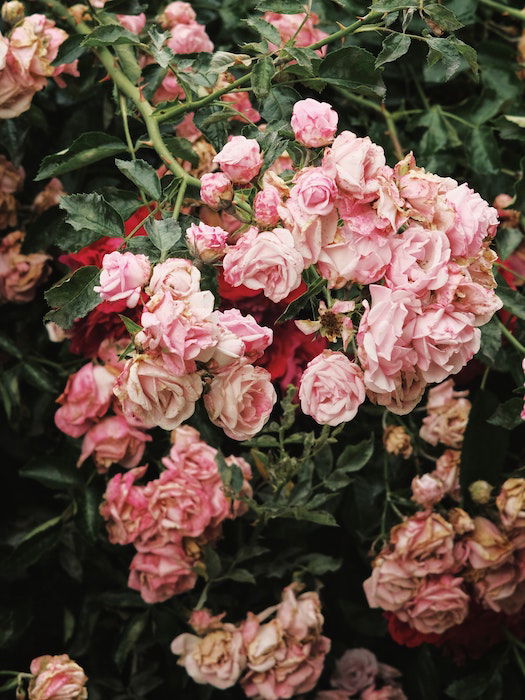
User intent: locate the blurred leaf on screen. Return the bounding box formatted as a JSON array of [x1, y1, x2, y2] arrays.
[[21, 363, 59, 393], [163, 136, 199, 167], [115, 613, 148, 669], [496, 287, 525, 320], [251, 56, 275, 99], [226, 568, 256, 583], [45, 266, 101, 329], [244, 17, 281, 46], [36, 133, 128, 180], [51, 34, 87, 66], [320, 47, 386, 98], [371, 0, 418, 9], [488, 398, 524, 430], [79, 485, 102, 542], [336, 435, 375, 473], [497, 227, 522, 260], [83, 25, 141, 47], [255, 0, 305, 11], [0, 330, 23, 359], [115, 158, 162, 201], [468, 127, 500, 175]]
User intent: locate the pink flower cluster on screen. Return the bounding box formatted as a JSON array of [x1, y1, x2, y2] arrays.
[[316, 648, 405, 700], [365, 470, 525, 636], [0, 13, 79, 119], [28, 654, 87, 700], [171, 584, 330, 698], [100, 425, 252, 603], [99, 252, 277, 439], [419, 379, 471, 448], [203, 97, 501, 423]]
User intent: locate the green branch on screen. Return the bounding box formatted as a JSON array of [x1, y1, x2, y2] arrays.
[[497, 317, 525, 355], [480, 0, 525, 22]]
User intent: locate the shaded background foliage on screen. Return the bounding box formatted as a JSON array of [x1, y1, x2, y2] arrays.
[[2, 0, 525, 697]]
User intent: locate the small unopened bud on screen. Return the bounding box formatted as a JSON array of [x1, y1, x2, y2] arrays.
[[1, 1, 24, 24], [469, 480, 493, 504], [68, 3, 90, 23], [383, 425, 413, 459]]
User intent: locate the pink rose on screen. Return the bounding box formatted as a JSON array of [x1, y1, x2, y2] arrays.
[[222, 90, 261, 124], [324, 131, 385, 201], [199, 172, 233, 209], [214, 308, 273, 361], [0, 230, 50, 302], [263, 12, 328, 56], [117, 13, 146, 33], [364, 555, 421, 612], [325, 226, 392, 286], [419, 379, 471, 448], [497, 478, 525, 530], [213, 136, 263, 184], [114, 354, 202, 431], [361, 686, 407, 700], [389, 511, 455, 576], [465, 516, 513, 570], [291, 98, 338, 148], [316, 692, 351, 700], [444, 183, 499, 258], [330, 648, 378, 695], [474, 560, 525, 614], [128, 542, 198, 603], [222, 227, 304, 303], [395, 154, 456, 224], [277, 585, 324, 641], [152, 70, 185, 103], [171, 625, 247, 689], [384, 225, 451, 296], [450, 279, 502, 327], [279, 199, 338, 267], [204, 362, 276, 440], [254, 185, 282, 228], [167, 23, 214, 54], [434, 449, 461, 499], [55, 362, 115, 438], [28, 654, 87, 700], [160, 1, 196, 27], [77, 415, 151, 471], [411, 473, 447, 508], [94, 251, 151, 308], [398, 575, 469, 634], [147, 257, 201, 297], [299, 350, 365, 426], [100, 465, 152, 545], [291, 167, 338, 217], [186, 222, 229, 262]]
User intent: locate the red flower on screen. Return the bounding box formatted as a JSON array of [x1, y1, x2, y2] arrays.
[[69, 300, 142, 358], [59, 237, 121, 271]]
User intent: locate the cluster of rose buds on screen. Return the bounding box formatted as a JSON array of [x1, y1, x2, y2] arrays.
[[316, 647, 405, 700], [0, 12, 79, 119], [100, 425, 252, 603], [171, 584, 330, 699], [198, 97, 502, 427], [26, 654, 87, 700]]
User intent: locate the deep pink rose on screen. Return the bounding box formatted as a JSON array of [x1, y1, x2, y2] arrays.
[[222, 226, 304, 303], [160, 1, 196, 27], [100, 465, 152, 545], [291, 167, 338, 217], [94, 251, 151, 308], [213, 136, 263, 184], [204, 362, 276, 440], [77, 415, 151, 471], [254, 185, 282, 227], [323, 131, 385, 200], [398, 575, 469, 634], [55, 362, 115, 438], [28, 654, 87, 700], [117, 13, 146, 33], [199, 172, 234, 209], [128, 541, 198, 603], [291, 98, 338, 148], [299, 350, 365, 426]]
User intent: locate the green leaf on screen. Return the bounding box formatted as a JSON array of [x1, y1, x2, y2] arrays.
[[419, 107, 449, 155], [446, 670, 502, 699], [371, 0, 417, 11], [283, 46, 316, 70], [276, 277, 326, 323], [36, 133, 128, 180], [424, 4, 464, 32], [148, 26, 172, 68], [496, 227, 523, 260], [375, 34, 411, 68], [21, 363, 59, 394], [487, 398, 524, 430], [425, 37, 478, 82], [79, 485, 102, 542], [45, 266, 101, 330], [163, 136, 199, 167], [20, 457, 81, 490], [118, 314, 143, 336], [255, 0, 305, 12], [496, 287, 525, 320], [51, 34, 87, 66], [293, 508, 338, 526], [226, 568, 256, 584], [194, 105, 228, 151], [83, 25, 141, 47], [468, 127, 500, 175], [103, 189, 142, 221], [145, 218, 182, 261], [202, 545, 222, 579], [115, 158, 161, 201], [477, 316, 502, 364], [297, 553, 342, 575], [251, 57, 275, 100], [336, 435, 375, 473], [60, 193, 123, 237], [115, 614, 148, 670], [319, 47, 385, 98], [0, 331, 23, 359], [262, 86, 301, 126], [244, 17, 282, 46]]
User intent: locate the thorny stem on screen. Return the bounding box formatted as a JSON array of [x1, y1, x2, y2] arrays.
[[497, 317, 525, 355], [171, 177, 188, 220]]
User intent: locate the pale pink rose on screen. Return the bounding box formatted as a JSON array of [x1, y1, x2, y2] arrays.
[[411, 473, 446, 508], [114, 353, 202, 431], [200, 172, 233, 209], [497, 478, 525, 530], [147, 257, 201, 297], [167, 23, 213, 54], [96, 337, 130, 372], [330, 648, 378, 694], [366, 367, 426, 415], [357, 285, 419, 395], [175, 112, 202, 143], [213, 308, 273, 361], [188, 608, 227, 635], [254, 185, 282, 228], [291, 167, 337, 217], [444, 183, 499, 258], [94, 251, 151, 308], [394, 153, 456, 224], [222, 226, 304, 303], [375, 167, 407, 232], [337, 197, 392, 237], [279, 199, 338, 267], [263, 12, 328, 56], [160, 1, 196, 27], [222, 90, 261, 124], [364, 555, 421, 612], [419, 379, 471, 448], [398, 575, 469, 634], [0, 230, 50, 302], [152, 70, 185, 103], [474, 560, 524, 614], [28, 654, 87, 700], [409, 307, 480, 383], [171, 625, 247, 689], [389, 511, 455, 576], [128, 541, 198, 603], [77, 415, 151, 471], [277, 585, 324, 642], [338, 226, 392, 286], [204, 362, 276, 440], [117, 13, 146, 33], [100, 465, 152, 545], [291, 98, 338, 148], [186, 222, 229, 262], [465, 517, 513, 570], [451, 279, 503, 327], [213, 136, 263, 184], [384, 225, 451, 296], [299, 350, 365, 426], [323, 131, 385, 201], [434, 449, 461, 500], [55, 363, 114, 438]]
